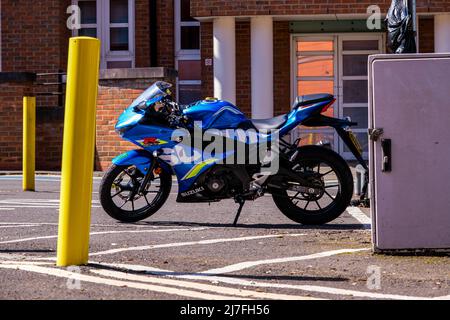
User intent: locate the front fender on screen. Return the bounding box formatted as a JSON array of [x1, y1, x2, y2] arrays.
[[113, 150, 154, 174]]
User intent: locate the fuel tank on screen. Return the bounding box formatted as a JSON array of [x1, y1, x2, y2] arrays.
[[182, 99, 249, 130]]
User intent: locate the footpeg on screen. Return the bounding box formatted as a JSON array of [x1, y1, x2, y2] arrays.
[[252, 172, 272, 186]]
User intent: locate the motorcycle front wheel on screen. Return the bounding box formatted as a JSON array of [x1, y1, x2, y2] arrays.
[[99, 164, 172, 223], [272, 146, 353, 225]]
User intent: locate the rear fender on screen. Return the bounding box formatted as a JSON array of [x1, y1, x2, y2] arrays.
[[300, 116, 367, 170], [301, 115, 357, 129]]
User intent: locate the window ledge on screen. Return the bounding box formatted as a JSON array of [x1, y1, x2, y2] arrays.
[[99, 67, 178, 80]]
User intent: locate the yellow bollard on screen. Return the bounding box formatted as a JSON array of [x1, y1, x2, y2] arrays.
[[57, 37, 100, 267], [23, 97, 36, 191]]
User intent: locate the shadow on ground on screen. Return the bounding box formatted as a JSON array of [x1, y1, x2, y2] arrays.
[[125, 220, 370, 231], [89, 263, 349, 283]]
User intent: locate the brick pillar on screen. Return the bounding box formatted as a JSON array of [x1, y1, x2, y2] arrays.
[[200, 22, 214, 99], [236, 21, 251, 117], [273, 21, 291, 116]]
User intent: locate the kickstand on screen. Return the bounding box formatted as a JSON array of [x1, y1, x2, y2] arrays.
[[233, 198, 245, 227]]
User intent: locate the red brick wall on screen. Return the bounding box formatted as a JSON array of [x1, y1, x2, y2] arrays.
[[236, 21, 251, 116], [60, 0, 72, 71], [1, 1, 70, 169], [419, 17, 435, 53], [1, 0, 153, 71], [35, 111, 65, 170], [0, 82, 34, 170], [1, 0, 64, 73], [191, 0, 448, 17], [200, 22, 214, 98]]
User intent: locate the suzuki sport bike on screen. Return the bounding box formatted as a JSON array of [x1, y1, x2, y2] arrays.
[[99, 81, 367, 225]]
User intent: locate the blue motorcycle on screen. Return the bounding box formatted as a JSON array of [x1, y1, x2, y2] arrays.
[[99, 81, 366, 225]]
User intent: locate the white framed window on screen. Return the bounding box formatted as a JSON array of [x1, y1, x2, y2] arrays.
[[174, 0, 202, 104], [74, 0, 135, 69]]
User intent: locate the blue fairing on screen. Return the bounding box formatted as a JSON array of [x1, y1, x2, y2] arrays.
[[112, 92, 334, 194], [112, 149, 153, 174], [183, 100, 247, 130], [116, 105, 145, 132], [113, 149, 172, 177]]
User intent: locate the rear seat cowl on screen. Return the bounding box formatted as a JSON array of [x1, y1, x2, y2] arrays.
[[293, 94, 334, 109]]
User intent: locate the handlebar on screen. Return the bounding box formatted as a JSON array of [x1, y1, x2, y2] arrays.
[[161, 98, 189, 128]]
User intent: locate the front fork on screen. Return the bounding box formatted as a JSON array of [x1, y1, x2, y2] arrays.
[[137, 159, 157, 194]]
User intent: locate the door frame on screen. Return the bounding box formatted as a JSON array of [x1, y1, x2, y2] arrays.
[[290, 32, 385, 159], [290, 34, 339, 151], [337, 34, 385, 159]]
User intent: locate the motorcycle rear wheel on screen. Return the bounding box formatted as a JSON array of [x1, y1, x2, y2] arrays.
[[99, 164, 172, 223], [272, 146, 353, 225]]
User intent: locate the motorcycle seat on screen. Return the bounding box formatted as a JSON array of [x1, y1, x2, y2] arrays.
[[249, 94, 334, 131], [293, 94, 334, 109], [250, 114, 288, 130]]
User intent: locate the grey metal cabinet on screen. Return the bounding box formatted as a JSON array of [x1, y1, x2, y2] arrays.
[[369, 54, 450, 252]]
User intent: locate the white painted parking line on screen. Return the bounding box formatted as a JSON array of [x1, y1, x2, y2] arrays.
[[0, 176, 103, 181], [0, 199, 100, 203], [0, 222, 57, 225], [0, 224, 39, 228], [0, 227, 208, 245], [0, 222, 166, 228], [91, 269, 319, 300], [347, 207, 371, 225], [90, 233, 306, 257], [0, 207, 101, 209], [187, 275, 431, 300], [0, 260, 54, 266], [0, 208, 15, 211], [1, 199, 58, 203], [0, 262, 242, 300], [17, 258, 417, 300], [0, 199, 101, 209], [0, 206, 98, 209], [200, 248, 370, 275], [108, 262, 435, 300]]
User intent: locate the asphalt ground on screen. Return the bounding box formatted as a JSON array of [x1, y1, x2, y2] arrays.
[[0, 174, 449, 300]]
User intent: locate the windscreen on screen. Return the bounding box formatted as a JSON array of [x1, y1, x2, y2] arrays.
[[129, 81, 172, 109]]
